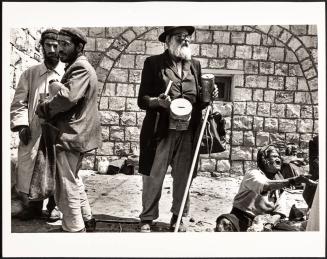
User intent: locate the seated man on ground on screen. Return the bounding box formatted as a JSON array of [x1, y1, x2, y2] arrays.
[[215, 144, 315, 232]]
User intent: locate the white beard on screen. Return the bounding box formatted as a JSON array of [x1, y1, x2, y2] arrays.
[[168, 41, 192, 61]]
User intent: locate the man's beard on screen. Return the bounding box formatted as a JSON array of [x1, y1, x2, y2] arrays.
[[44, 54, 59, 67], [168, 41, 192, 61]]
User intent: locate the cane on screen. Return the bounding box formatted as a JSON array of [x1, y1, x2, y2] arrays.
[[174, 104, 212, 232]]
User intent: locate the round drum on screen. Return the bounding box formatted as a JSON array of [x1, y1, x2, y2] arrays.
[[169, 98, 192, 121]]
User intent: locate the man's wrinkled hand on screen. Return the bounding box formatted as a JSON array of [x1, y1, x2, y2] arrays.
[[19, 126, 31, 145], [158, 93, 171, 109], [293, 174, 317, 186]]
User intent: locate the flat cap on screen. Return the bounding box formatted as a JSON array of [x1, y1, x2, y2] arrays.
[[59, 27, 87, 44], [40, 28, 59, 43]]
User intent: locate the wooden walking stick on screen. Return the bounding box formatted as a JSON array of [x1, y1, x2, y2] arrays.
[[174, 104, 212, 232]]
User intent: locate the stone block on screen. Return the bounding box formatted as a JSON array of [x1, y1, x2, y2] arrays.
[[200, 158, 216, 172], [232, 116, 253, 130], [129, 69, 142, 83], [209, 59, 225, 69], [307, 77, 318, 91], [116, 83, 134, 97], [253, 89, 263, 101], [110, 126, 124, 141], [227, 59, 244, 70], [311, 91, 318, 105], [279, 29, 292, 44], [125, 127, 140, 141], [121, 112, 137, 126], [133, 26, 149, 35], [261, 35, 274, 46], [244, 131, 255, 146], [310, 49, 318, 65], [213, 31, 230, 44], [114, 142, 131, 156], [196, 58, 209, 68], [233, 74, 244, 87], [84, 38, 96, 51], [297, 119, 313, 133], [99, 97, 108, 110], [256, 132, 270, 146], [246, 102, 257, 115], [253, 46, 268, 60], [211, 26, 228, 30], [308, 25, 317, 35], [269, 25, 283, 38], [190, 44, 200, 56], [122, 30, 136, 43], [286, 133, 300, 144], [268, 47, 284, 62], [270, 133, 286, 144], [218, 44, 235, 58], [297, 78, 308, 91], [85, 52, 102, 68], [231, 146, 252, 160], [294, 92, 311, 104], [264, 118, 278, 132], [135, 55, 149, 69], [99, 56, 114, 70], [275, 63, 288, 76], [101, 126, 110, 141], [140, 28, 159, 41], [271, 103, 285, 117], [216, 160, 231, 173], [257, 102, 270, 117], [288, 37, 302, 51], [102, 83, 115, 96], [233, 102, 246, 115], [98, 141, 114, 156], [253, 117, 264, 131], [89, 27, 105, 37], [304, 68, 317, 80], [137, 111, 146, 125], [259, 61, 274, 75], [201, 44, 217, 57], [126, 40, 146, 54], [216, 102, 233, 116], [116, 54, 135, 68], [81, 155, 95, 170], [296, 47, 310, 62], [246, 32, 261, 45], [286, 104, 301, 118], [244, 60, 258, 74], [106, 27, 125, 38], [299, 134, 313, 149], [279, 119, 297, 132], [289, 64, 303, 76], [108, 68, 129, 83], [264, 90, 275, 102], [96, 67, 109, 82], [195, 30, 212, 43], [233, 88, 252, 101], [100, 111, 120, 125], [290, 25, 307, 35], [109, 97, 125, 111], [107, 48, 121, 60], [235, 45, 252, 59], [268, 76, 284, 90], [232, 131, 243, 145], [96, 38, 114, 51], [275, 91, 294, 103], [285, 49, 297, 62], [245, 75, 267, 88], [300, 105, 313, 118], [126, 97, 139, 111], [314, 120, 319, 133], [145, 41, 164, 55], [301, 59, 313, 71], [231, 32, 245, 44], [230, 161, 244, 176], [285, 77, 297, 90], [228, 26, 243, 31]]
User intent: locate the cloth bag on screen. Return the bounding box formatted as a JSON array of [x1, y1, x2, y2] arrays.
[[199, 111, 226, 155], [28, 122, 59, 201]]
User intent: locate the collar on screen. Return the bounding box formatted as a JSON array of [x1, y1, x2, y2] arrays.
[[64, 54, 86, 71], [39, 61, 64, 77]]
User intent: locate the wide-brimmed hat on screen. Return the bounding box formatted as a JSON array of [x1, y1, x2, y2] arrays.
[[158, 26, 195, 42]]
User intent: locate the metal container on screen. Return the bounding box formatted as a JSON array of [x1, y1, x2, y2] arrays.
[[201, 74, 215, 103]]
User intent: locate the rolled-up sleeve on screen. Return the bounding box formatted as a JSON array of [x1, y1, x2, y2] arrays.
[[243, 169, 268, 195]]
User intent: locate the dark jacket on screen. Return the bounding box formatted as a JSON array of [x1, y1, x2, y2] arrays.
[[137, 50, 205, 175], [45, 55, 102, 153]]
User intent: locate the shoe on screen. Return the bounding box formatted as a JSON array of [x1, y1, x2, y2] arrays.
[[48, 207, 62, 222], [84, 218, 96, 232], [170, 214, 187, 232], [140, 220, 152, 233]]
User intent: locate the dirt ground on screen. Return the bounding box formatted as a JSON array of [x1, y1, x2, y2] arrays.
[[11, 170, 307, 233]]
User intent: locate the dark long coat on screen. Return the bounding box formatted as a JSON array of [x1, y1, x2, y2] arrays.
[[137, 50, 206, 176]]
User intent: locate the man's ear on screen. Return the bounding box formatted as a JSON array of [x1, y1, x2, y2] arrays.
[[76, 42, 84, 53]]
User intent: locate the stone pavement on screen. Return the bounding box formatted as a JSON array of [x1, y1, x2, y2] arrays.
[[11, 170, 307, 233]]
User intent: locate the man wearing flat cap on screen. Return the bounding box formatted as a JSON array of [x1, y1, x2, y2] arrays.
[[36, 27, 102, 232], [11, 28, 65, 221], [138, 26, 218, 232]]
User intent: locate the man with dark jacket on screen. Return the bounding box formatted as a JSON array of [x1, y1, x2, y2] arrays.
[[137, 26, 218, 232], [36, 28, 102, 232]]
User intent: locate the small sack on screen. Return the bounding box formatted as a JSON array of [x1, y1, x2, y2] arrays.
[[200, 111, 226, 155], [28, 123, 59, 201]]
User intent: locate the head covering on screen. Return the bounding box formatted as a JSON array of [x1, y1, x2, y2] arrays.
[[257, 144, 280, 171], [216, 214, 240, 232], [158, 26, 195, 43], [40, 29, 59, 44], [59, 27, 87, 44]]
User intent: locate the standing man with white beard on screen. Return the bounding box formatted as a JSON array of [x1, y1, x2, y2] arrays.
[[138, 26, 218, 232]]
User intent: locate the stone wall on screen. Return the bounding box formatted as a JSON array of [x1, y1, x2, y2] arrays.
[[9, 25, 318, 176]]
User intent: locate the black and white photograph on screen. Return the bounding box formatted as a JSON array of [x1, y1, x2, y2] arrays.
[[2, 2, 326, 258]]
